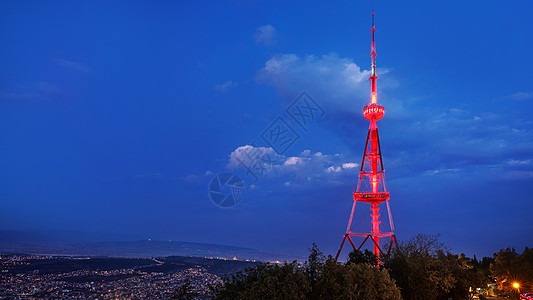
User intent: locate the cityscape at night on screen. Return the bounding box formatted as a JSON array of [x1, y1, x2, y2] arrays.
[[1, 0, 532, 299]]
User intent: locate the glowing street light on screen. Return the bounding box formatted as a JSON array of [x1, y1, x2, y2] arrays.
[[512, 281, 521, 297]]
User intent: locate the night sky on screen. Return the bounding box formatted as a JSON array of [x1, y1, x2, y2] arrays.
[[1, 0, 532, 259]]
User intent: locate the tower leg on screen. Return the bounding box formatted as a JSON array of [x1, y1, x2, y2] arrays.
[[370, 203, 381, 261], [373, 237, 380, 262], [335, 234, 347, 261], [385, 199, 395, 234], [346, 201, 357, 232], [387, 236, 394, 255], [336, 201, 358, 261]]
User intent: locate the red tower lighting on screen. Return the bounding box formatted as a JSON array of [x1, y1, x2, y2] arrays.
[[335, 13, 398, 263]]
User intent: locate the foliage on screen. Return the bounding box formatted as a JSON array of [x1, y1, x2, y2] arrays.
[[490, 247, 533, 294], [384, 234, 449, 300], [314, 255, 401, 300], [304, 242, 325, 297], [215, 245, 400, 300], [384, 234, 486, 300], [216, 261, 310, 299], [438, 252, 486, 300], [339, 261, 401, 300], [472, 255, 494, 282], [214, 235, 531, 300], [346, 249, 377, 266]]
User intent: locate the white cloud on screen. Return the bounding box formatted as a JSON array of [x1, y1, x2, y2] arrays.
[[227, 145, 358, 187], [283, 157, 302, 166], [256, 53, 396, 114], [253, 25, 277, 46], [342, 162, 358, 169], [228, 145, 278, 169], [507, 159, 531, 166], [214, 80, 238, 93], [326, 166, 342, 173]]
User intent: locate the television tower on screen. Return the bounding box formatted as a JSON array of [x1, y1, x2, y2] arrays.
[[335, 12, 398, 263]]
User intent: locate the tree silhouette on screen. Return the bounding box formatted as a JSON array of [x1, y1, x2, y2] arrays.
[[215, 244, 401, 299]]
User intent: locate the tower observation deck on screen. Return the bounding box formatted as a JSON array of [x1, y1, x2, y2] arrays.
[[335, 12, 398, 263]]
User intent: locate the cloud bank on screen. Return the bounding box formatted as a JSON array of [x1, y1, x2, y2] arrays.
[[228, 145, 358, 188]]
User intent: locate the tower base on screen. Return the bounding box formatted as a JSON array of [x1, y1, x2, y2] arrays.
[[334, 232, 398, 262]]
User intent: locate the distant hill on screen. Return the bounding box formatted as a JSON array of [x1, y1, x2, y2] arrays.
[[0, 235, 302, 262]]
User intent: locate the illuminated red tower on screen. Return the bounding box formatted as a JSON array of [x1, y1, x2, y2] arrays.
[[335, 13, 397, 263]]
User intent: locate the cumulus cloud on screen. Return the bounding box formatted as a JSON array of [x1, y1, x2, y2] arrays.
[[342, 162, 358, 169], [228, 145, 278, 169], [253, 25, 277, 46], [283, 156, 302, 166], [214, 80, 238, 93], [227, 145, 358, 187], [255, 53, 397, 115]]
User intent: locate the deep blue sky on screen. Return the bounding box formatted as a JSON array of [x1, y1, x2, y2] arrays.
[[1, 0, 532, 259]]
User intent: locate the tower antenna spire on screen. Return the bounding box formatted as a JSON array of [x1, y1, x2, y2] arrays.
[[370, 11, 378, 104]]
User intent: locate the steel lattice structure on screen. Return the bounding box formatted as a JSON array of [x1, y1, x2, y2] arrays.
[[335, 13, 398, 263]]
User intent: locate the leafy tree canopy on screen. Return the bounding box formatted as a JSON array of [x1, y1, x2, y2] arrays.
[[215, 245, 400, 300]]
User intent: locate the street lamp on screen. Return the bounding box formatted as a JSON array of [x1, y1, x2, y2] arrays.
[[513, 282, 520, 297]]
